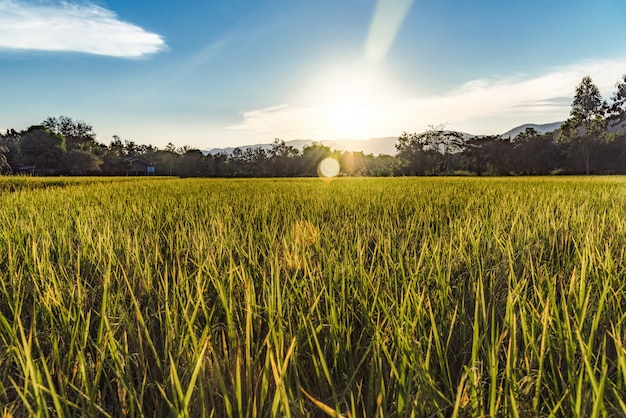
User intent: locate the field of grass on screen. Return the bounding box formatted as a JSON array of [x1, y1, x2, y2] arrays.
[[0, 176, 625, 417]]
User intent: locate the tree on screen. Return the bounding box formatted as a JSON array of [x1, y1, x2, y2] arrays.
[[0, 145, 12, 174], [395, 131, 438, 175], [514, 127, 538, 142], [101, 153, 132, 175], [562, 76, 606, 137], [559, 76, 607, 174], [178, 149, 207, 177], [461, 136, 513, 175], [152, 145, 181, 176], [268, 139, 299, 176], [395, 125, 465, 174], [19, 126, 66, 173], [59, 150, 102, 175], [608, 74, 626, 128], [0, 128, 21, 171], [299, 143, 331, 176], [43, 116, 97, 151], [511, 129, 559, 174]]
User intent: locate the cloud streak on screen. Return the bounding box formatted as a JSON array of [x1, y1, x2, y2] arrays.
[[228, 58, 626, 140], [0, 0, 165, 57]]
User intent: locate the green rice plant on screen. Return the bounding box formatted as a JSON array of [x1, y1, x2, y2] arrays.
[[0, 176, 625, 416]]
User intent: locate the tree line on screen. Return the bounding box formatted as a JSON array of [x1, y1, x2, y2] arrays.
[[395, 75, 626, 175], [2, 75, 626, 177], [0, 122, 396, 177]]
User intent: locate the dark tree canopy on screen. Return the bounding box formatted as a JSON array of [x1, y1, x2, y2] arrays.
[[19, 126, 66, 172], [43, 116, 97, 151], [396, 126, 464, 174], [59, 150, 103, 175], [608, 75, 626, 127]]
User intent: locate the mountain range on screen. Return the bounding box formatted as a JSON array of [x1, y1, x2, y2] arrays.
[[206, 122, 564, 156]]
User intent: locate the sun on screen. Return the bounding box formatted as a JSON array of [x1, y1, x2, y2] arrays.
[[328, 103, 370, 137], [296, 63, 402, 139]]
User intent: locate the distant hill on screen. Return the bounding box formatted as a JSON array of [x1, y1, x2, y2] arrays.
[[206, 137, 399, 156], [500, 122, 563, 139], [205, 122, 568, 156]]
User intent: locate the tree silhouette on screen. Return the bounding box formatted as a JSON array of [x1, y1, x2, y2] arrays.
[[559, 76, 608, 174], [19, 126, 66, 173]]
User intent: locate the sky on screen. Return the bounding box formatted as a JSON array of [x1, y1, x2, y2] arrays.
[[2, 0, 626, 150]]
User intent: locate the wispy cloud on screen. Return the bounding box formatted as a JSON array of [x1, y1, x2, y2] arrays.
[[228, 58, 626, 139], [0, 0, 165, 57]]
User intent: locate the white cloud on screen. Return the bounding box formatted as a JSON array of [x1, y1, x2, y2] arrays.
[[227, 58, 626, 139], [0, 0, 165, 57]]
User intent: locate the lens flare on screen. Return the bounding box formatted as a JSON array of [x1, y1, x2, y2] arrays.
[[318, 157, 340, 178], [365, 0, 415, 63]]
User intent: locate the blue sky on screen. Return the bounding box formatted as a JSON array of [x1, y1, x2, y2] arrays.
[[2, 0, 626, 150]]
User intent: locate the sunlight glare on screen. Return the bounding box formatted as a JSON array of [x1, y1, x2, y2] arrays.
[[365, 0, 415, 63], [296, 63, 405, 139], [328, 103, 370, 136], [319, 157, 341, 178]]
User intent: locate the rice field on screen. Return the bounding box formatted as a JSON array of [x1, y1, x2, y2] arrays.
[[0, 176, 625, 417]]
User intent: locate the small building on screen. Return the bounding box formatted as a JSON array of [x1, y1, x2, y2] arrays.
[[125, 157, 155, 175]]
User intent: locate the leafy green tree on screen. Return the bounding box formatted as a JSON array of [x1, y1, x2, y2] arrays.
[[396, 126, 464, 174], [178, 149, 207, 177], [19, 126, 66, 173], [561, 76, 606, 138], [0, 145, 12, 174], [364, 154, 395, 176], [234, 146, 268, 177], [511, 129, 559, 175], [608, 75, 626, 128], [559, 76, 608, 174], [152, 145, 181, 176], [0, 128, 21, 171], [59, 150, 103, 175], [571, 76, 606, 124], [268, 139, 299, 176], [461, 136, 513, 176], [340, 151, 367, 176], [514, 127, 539, 142], [299, 143, 331, 176], [109, 135, 125, 155], [43, 115, 97, 151], [395, 131, 438, 175]]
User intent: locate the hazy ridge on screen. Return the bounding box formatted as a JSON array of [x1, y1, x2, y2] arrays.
[[206, 122, 565, 156]]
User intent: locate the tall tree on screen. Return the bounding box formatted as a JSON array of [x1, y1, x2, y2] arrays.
[[608, 74, 626, 128], [563, 76, 606, 136], [299, 143, 331, 176], [511, 129, 558, 174], [559, 76, 607, 174], [19, 126, 66, 173], [42, 116, 97, 150], [395, 125, 464, 174], [268, 139, 299, 176], [0, 128, 21, 171], [461, 136, 513, 176], [395, 131, 438, 175], [59, 150, 103, 175]]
